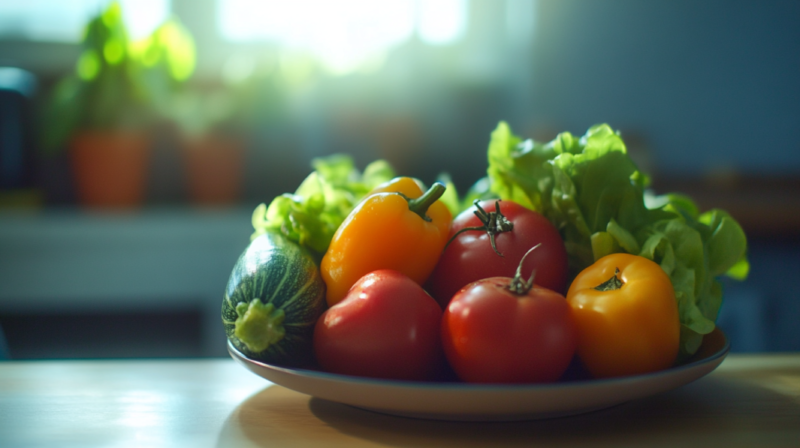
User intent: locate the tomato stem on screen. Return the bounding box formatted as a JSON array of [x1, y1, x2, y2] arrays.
[[405, 182, 446, 222], [443, 200, 514, 256], [507, 244, 542, 295], [594, 268, 625, 291]]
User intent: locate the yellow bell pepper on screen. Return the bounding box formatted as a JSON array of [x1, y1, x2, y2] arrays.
[[566, 253, 680, 378], [321, 178, 451, 307]]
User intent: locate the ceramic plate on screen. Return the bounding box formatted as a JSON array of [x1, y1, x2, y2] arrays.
[[229, 328, 729, 421]]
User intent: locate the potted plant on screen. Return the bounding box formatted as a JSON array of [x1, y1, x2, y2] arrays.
[[40, 2, 195, 209], [162, 72, 263, 207], [169, 89, 245, 206]]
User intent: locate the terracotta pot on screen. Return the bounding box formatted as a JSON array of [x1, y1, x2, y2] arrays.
[[70, 131, 150, 209], [180, 134, 245, 206]]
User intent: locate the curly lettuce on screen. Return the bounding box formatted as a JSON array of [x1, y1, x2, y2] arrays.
[[486, 121, 748, 355], [251, 155, 396, 257]]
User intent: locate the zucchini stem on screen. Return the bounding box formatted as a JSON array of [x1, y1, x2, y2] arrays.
[[234, 299, 286, 353]]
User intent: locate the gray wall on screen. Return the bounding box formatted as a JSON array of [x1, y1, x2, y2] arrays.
[[527, 0, 800, 176]]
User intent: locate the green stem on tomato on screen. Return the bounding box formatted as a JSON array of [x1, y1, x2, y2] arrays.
[[507, 244, 542, 295], [443, 199, 514, 256]]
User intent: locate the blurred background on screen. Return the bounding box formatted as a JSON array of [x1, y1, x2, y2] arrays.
[[0, 0, 798, 360]]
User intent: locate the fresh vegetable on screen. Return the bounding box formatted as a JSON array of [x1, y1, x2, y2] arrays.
[[426, 199, 568, 308], [320, 180, 452, 307], [483, 121, 748, 355], [314, 270, 444, 381], [251, 155, 396, 258], [368, 175, 427, 196], [441, 247, 578, 383], [222, 231, 327, 367], [567, 253, 680, 378], [433, 172, 462, 218]]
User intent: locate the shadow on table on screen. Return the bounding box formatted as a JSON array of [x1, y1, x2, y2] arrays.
[[217, 373, 800, 448]]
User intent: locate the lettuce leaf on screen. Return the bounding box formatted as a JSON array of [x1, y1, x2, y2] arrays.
[[251, 155, 396, 257], [435, 172, 462, 218], [485, 122, 748, 355]]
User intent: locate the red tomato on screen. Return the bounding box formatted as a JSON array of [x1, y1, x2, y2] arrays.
[[313, 270, 444, 381], [426, 200, 568, 309], [441, 277, 578, 383]]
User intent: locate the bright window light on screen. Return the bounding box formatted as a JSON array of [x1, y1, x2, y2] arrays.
[[506, 0, 535, 45], [417, 0, 467, 45], [0, 0, 169, 42], [219, 0, 468, 74]]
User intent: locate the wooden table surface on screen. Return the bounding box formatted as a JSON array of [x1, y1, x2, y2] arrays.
[[1, 355, 799, 448]]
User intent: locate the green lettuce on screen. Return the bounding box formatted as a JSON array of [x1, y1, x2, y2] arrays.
[[251, 155, 396, 257], [485, 121, 748, 355]]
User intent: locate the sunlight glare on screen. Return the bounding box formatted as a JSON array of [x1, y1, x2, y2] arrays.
[[219, 0, 466, 75], [417, 0, 467, 45]]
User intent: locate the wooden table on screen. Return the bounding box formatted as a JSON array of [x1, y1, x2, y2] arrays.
[[0, 355, 798, 447]]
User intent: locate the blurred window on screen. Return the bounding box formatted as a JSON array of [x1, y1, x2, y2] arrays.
[[218, 0, 467, 73], [506, 0, 535, 45], [0, 0, 170, 42]]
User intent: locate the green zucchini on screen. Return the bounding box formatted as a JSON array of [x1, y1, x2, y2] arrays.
[[222, 231, 326, 367]]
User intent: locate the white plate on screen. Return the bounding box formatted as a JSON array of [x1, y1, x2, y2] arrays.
[[228, 328, 729, 421]]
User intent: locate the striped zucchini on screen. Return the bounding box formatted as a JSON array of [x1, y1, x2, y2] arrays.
[[222, 231, 326, 367]]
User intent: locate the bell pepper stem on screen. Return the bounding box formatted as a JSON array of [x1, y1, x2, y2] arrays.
[[406, 182, 446, 222], [594, 268, 624, 291]]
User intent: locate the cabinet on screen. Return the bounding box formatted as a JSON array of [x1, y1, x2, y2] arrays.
[[0, 209, 253, 357]]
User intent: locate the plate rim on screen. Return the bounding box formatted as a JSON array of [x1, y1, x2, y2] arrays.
[[228, 328, 730, 392]]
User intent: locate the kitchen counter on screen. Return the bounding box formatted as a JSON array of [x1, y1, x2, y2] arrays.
[[0, 354, 798, 447]]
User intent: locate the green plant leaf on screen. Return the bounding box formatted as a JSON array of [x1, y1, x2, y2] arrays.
[[484, 121, 749, 355], [435, 172, 461, 218], [251, 155, 396, 257], [699, 209, 749, 277], [41, 1, 198, 153]]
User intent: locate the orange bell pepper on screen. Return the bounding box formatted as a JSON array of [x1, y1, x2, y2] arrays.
[[368, 176, 427, 197], [566, 253, 680, 378], [321, 178, 452, 307]]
